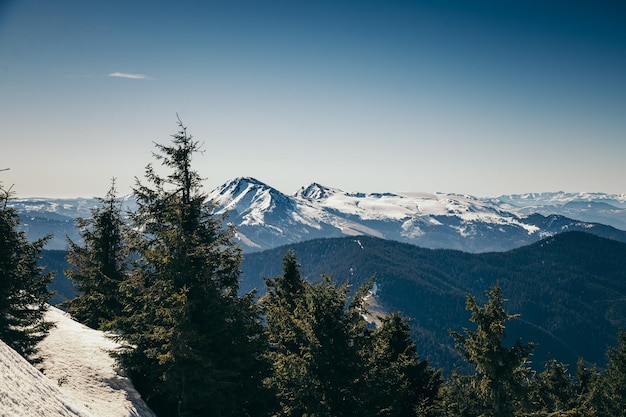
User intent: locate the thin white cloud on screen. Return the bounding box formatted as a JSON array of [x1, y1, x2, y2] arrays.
[[108, 72, 149, 80]]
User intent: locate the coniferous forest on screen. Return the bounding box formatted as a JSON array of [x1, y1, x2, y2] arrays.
[[3, 121, 626, 416]]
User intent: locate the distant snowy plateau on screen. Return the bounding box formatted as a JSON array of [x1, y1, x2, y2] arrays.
[[11, 177, 626, 252]]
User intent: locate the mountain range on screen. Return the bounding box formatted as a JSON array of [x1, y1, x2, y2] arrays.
[[487, 192, 626, 231], [12, 177, 626, 252], [208, 177, 626, 252]]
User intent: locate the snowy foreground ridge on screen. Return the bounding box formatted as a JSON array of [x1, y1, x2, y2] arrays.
[[0, 306, 155, 417]]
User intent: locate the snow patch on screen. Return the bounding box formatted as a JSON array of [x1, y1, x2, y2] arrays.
[[0, 339, 94, 417], [37, 307, 156, 417]]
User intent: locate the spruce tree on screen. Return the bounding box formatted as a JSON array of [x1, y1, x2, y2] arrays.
[[116, 119, 271, 417], [62, 179, 128, 329], [573, 359, 604, 416], [367, 312, 442, 417], [449, 285, 534, 417], [261, 250, 312, 416], [263, 251, 384, 417], [604, 329, 626, 416], [303, 274, 369, 417], [527, 360, 577, 414], [0, 184, 53, 363]]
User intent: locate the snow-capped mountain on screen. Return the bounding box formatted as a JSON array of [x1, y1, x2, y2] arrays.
[[208, 178, 344, 250], [9, 179, 626, 252], [208, 177, 626, 253], [486, 192, 626, 231]]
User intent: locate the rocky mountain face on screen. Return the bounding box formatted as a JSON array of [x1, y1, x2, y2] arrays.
[[10, 178, 626, 252]]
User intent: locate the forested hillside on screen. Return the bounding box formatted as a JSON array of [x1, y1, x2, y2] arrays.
[[240, 231, 626, 372], [43, 231, 626, 372]]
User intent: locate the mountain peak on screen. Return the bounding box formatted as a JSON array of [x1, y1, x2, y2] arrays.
[[208, 177, 295, 222], [219, 176, 271, 194], [211, 177, 283, 204], [295, 183, 342, 200]]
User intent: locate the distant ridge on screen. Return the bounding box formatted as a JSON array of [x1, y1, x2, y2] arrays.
[[486, 191, 626, 230], [11, 177, 626, 251]]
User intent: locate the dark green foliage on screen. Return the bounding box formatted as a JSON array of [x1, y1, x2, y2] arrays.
[[303, 275, 371, 416], [366, 312, 443, 417], [448, 286, 534, 417], [61, 180, 127, 330], [572, 359, 604, 416], [116, 120, 271, 417], [523, 357, 606, 416], [241, 233, 626, 372], [528, 360, 578, 413], [0, 185, 53, 363], [604, 329, 626, 416], [262, 251, 367, 416], [444, 286, 616, 417], [262, 250, 442, 417]]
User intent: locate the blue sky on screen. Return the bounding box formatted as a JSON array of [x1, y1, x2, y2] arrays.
[[1, 0, 625, 198]]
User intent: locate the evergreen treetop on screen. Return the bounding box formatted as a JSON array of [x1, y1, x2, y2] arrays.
[[62, 179, 128, 330], [116, 118, 271, 417], [449, 285, 534, 417], [0, 183, 53, 363]]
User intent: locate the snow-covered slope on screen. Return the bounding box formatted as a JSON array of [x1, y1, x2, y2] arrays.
[[0, 338, 92, 417], [208, 178, 626, 252], [0, 306, 155, 417]]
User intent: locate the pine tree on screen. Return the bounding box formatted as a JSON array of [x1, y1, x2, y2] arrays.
[[527, 359, 603, 416], [0, 184, 53, 363], [604, 329, 626, 416], [62, 179, 128, 330], [305, 274, 370, 417], [261, 250, 312, 416], [528, 360, 577, 414], [449, 285, 534, 417], [262, 251, 371, 417], [366, 312, 443, 417], [573, 359, 604, 416], [116, 118, 271, 417]]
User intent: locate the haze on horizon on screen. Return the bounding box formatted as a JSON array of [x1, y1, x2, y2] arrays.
[[1, 1, 625, 199]]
